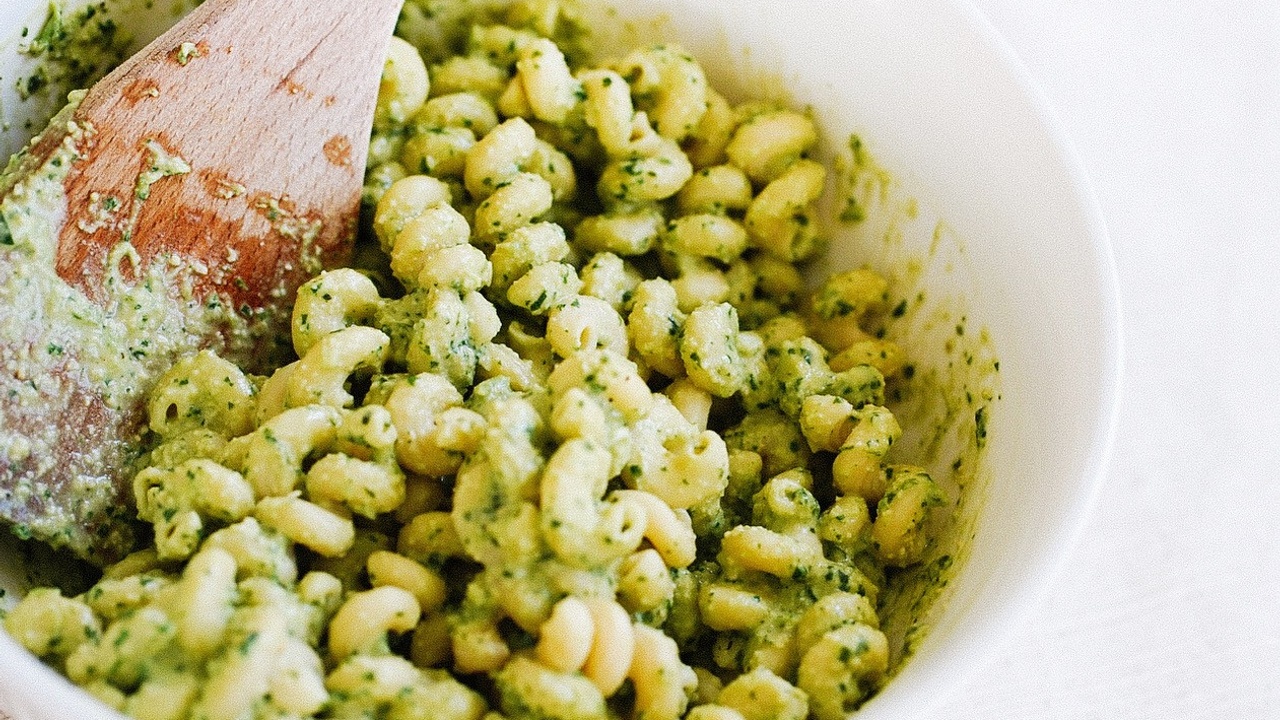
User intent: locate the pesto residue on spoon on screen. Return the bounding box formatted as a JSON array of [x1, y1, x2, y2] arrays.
[[0, 90, 267, 559]]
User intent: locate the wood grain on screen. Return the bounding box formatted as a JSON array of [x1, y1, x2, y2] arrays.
[[58, 0, 401, 310]]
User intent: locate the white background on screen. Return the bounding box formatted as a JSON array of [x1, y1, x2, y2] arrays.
[[943, 2, 1280, 717]]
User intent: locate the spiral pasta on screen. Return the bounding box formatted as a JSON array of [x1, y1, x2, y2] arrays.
[[5, 7, 957, 720]]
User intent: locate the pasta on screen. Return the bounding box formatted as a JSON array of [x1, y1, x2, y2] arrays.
[[3, 4, 955, 720]]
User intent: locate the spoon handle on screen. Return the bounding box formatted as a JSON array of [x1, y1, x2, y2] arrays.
[[58, 0, 404, 309]]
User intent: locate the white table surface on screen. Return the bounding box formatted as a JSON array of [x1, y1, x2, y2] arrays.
[[940, 2, 1280, 717]]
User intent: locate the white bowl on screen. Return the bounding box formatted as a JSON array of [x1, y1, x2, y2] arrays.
[[0, 1, 1121, 718]]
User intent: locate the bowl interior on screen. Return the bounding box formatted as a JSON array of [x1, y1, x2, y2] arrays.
[[0, 1, 1121, 718]]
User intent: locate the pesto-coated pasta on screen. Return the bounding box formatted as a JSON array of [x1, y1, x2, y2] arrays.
[[376, 36, 431, 129], [6, 6, 951, 720]]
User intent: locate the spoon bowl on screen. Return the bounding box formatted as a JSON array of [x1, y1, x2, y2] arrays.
[[0, 0, 401, 563]]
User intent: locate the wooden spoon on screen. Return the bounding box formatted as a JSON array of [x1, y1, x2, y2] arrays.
[[0, 0, 403, 564]]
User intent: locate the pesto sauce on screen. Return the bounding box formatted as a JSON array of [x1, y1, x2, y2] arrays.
[[833, 135, 1002, 672], [836, 134, 899, 226], [15, 2, 131, 103], [0, 90, 264, 561]]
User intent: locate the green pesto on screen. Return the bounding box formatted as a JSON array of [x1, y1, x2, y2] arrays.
[[822, 133, 1002, 674], [837, 134, 901, 227], [15, 2, 130, 104], [0, 89, 267, 559], [874, 286, 1000, 673]]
